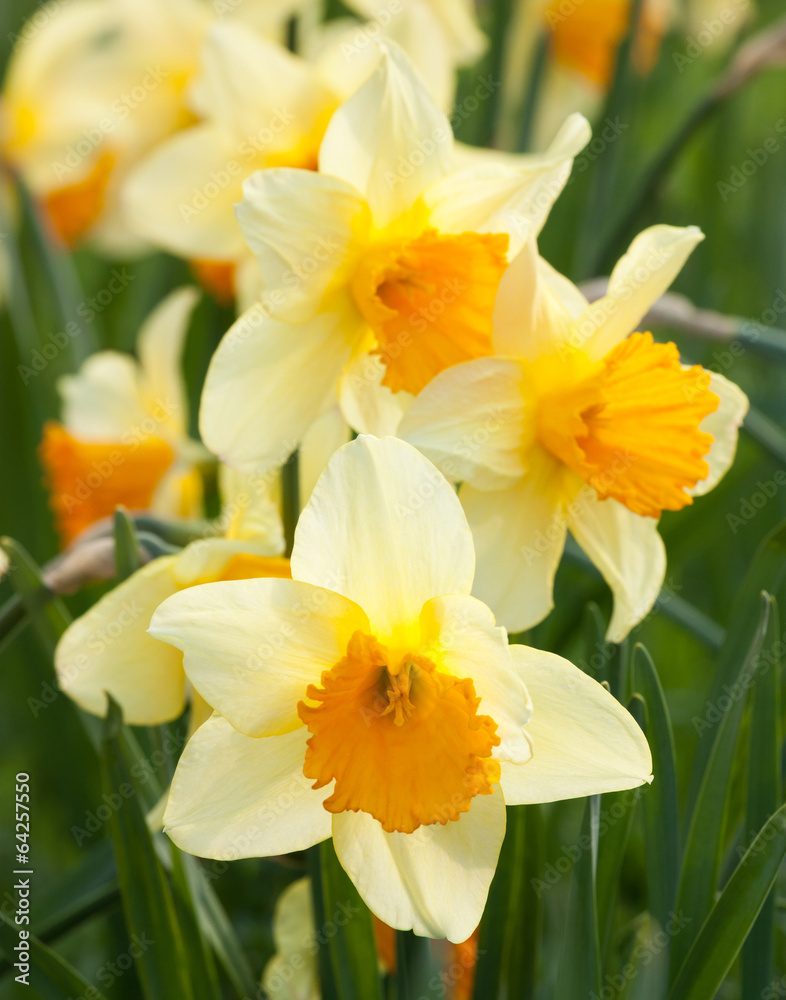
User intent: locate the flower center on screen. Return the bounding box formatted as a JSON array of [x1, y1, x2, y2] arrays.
[[350, 228, 509, 395], [40, 422, 175, 546], [44, 150, 115, 247], [298, 630, 501, 834], [534, 333, 719, 518]]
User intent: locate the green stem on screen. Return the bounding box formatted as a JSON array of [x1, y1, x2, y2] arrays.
[[282, 450, 300, 558], [516, 32, 550, 152]]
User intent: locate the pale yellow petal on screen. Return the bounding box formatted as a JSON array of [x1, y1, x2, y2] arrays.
[[399, 357, 526, 490], [137, 286, 199, 439], [299, 406, 352, 508], [462, 469, 567, 635], [291, 436, 474, 638], [58, 352, 146, 440], [318, 41, 452, 227], [191, 21, 333, 144], [578, 225, 705, 361], [149, 577, 369, 737], [567, 493, 666, 643], [164, 716, 333, 858], [200, 307, 353, 473], [500, 645, 652, 802], [236, 169, 368, 324], [689, 370, 749, 497], [338, 351, 411, 437], [491, 241, 579, 359], [55, 555, 185, 724], [424, 113, 591, 247], [332, 789, 505, 942], [123, 124, 247, 259]]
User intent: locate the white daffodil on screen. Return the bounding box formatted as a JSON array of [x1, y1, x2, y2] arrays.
[[149, 436, 651, 941], [54, 461, 286, 728], [0, 0, 311, 252], [499, 0, 672, 148], [199, 42, 590, 473], [400, 226, 749, 641], [123, 20, 341, 307], [40, 287, 206, 545]]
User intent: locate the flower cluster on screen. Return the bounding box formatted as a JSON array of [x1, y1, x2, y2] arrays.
[[1, 0, 753, 962]]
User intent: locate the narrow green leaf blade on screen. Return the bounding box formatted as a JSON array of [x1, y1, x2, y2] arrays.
[[556, 798, 601, 998], [673, 594, 771, 974], [100, 698, 194, 1000], [0, 536, 70, 653], [474, 803, 544, 1000], [669, 801, 786, 1000], [742, 597, 781, 999], [0, 914, 109, 1000], [113, 507, 141, 581], [633, 644, 680, 931]]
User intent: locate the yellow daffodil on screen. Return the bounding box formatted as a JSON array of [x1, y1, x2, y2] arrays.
[[500, 0, 672, 147], [149, 436, 651, 941], [40, 288, 205, 545], [0, 0, 311, 251], [54, 461, 286, 727], [400, 226, 749, 640], [123, 21, 340, 306], [199, 42, 591, 472]]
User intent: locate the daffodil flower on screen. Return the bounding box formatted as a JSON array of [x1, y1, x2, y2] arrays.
[[40, 288, 206, 545], [149, 436, 651, 941], [500, 0, 671, 148], [0, 0, 312, 250], [199, 42, 590, 473], [400, 226, 749, 640], [54, 461, 287, 728], [123, 21, 341, 305]]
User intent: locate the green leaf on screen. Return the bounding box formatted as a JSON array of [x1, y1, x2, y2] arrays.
[[742, 597, 781, 999], [672, 593, 771, 975], [113, 507, 142, 581], [556, 797, 601, 998], [474, 803, 544, 1000], [669, 801, 786, 1000], [596, 784, 640, 958], [318, 839, 383, 1000], [0, 536, 70, 654], [190, 866, 258, 1000], [396, 930, 437, 1000], [169, 848, 221, 1000], [633, 644, 680, 931], [100, 697, 195, 1000], [0, 913, 110, 1000], [282, 449, 300, 558], [688, 519, 786, 800], [308, 845, 340, 1000]]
